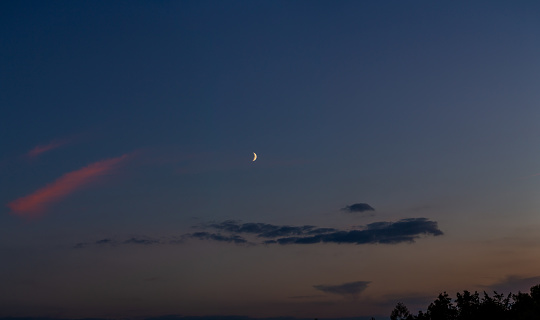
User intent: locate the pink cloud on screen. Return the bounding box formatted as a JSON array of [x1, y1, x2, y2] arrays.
[[27, 139, 71, 158], [8, 154, 130, 218]]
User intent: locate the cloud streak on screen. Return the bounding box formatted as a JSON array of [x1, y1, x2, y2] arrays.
[[74, 233, 247, 248], [188, 232, 249, 244], [204, 220, 337, 238], [314, 281, 371, 299], [74, 238, 117, 248], [27, 139, 71, 158], [8, 154, 130, 218], [74, 236, 163, 248]]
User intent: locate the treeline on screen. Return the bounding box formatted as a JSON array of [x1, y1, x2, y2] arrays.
[[390, 284, 540, 320]]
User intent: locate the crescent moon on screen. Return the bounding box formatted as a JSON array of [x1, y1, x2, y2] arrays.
[[252, 152, 257, 161]]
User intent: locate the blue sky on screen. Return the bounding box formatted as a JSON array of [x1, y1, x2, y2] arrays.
[[1, 1, 540, 319]]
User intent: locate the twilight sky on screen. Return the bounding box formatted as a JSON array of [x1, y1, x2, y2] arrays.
[[1, 1, 540, 319]]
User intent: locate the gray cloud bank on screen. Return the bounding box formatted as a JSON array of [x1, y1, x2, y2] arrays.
[[75, 218, 442, 248], [262, 218, 443, 245]]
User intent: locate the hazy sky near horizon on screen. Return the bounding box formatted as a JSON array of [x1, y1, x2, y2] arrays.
[[2, 1, 540, 318]]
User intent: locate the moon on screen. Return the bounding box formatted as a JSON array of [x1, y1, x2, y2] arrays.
[[252, 152, 257, 161]]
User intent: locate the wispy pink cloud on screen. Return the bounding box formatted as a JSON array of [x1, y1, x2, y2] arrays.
[[27, 139, 71, 158], [8, 154, 131, 219], [519, 173, 540, 180]]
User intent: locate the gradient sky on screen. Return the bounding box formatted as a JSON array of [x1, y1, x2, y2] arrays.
[[2, 1, 540, 319]]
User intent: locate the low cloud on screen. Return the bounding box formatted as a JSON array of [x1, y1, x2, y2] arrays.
[[188, 232, 249, 244], [123, 237, 162, 245], [205, 220, 337, 238], [75, 218, 443, 248], [8, 154, 131, 218], [74, 238, 118, 248], [314, 281, 371, 299], [341, 203, 375, 213], [75, 237, 161, 248], [265, 218, 443, 245]]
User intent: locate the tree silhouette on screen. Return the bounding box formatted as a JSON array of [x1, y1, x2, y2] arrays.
[[390, 302, 411, 320], [478, 291, 511, 320], [455, 290, 480, 320], [390, 283, 540, 320], [426, 292, 457, 320]]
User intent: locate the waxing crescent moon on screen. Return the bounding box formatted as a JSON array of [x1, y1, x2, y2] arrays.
[[252, 152, 257, 161]]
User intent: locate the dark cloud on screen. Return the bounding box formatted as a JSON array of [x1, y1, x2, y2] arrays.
[[75, 218, 442, 248], [95, 238, 115, 245], [74, 237, 161, 248], [341, 203, 375, 213], [74, 233, 249, 248], [74, 238, 117, 248], [307, 227, 338, 235], [205, 220, 328, 238], [123, 237, 161, 245], [188, 232, 248, 244], [314, 281, 371, 299], [268, 218, 443, 245]]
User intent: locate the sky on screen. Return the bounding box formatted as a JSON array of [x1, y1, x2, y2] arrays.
[[1, 1, 540, 319]]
